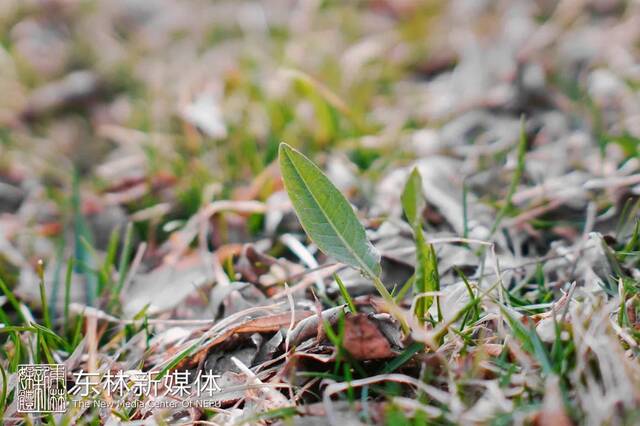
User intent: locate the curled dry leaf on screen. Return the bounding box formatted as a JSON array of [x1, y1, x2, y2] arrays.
[[123, 251, 213, 316], [289, 305, 346, 346], [236, 244, 279, 284], [176, 310, 313, 370]]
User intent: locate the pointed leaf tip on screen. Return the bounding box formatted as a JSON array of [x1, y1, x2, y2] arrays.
[[401, 167, 425, 229], [278, 142, 381, 277]]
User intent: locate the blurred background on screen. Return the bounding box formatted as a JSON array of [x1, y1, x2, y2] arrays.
[[3, 2, 640, 423], [0, 0, 639, 310]]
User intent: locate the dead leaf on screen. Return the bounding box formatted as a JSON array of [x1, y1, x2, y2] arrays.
[[236, 244, 279, 283], [289, 306, 345, 346], [342, 313, 396, 360], [123, 251, 214, 316], [177, 310, 313, 369]]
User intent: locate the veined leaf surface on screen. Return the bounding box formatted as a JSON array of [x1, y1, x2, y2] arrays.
[[278, 143, 381, 277]]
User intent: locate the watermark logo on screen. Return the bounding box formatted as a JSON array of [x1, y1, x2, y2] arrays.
[[17, 364, 68, 413], [15, 364, 224, 413]]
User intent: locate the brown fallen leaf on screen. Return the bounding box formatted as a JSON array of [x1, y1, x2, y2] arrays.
[[288, 306, 345, 346], [176, 310, 313, 370], [123, 251, 214, 316], [234, 310, 312, 334], [236, 244, 279, 283], [342, 313, 396, 360]]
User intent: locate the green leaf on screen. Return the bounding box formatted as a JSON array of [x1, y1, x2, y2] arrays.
[[401, 168, 440, 323], [0, 361, 7, 416], [334, 273, 357, 314], [401, 167, 425, 229], [278, 143, 381, 278], [382, 341, 425, 374], [414, 231, 440, 322]]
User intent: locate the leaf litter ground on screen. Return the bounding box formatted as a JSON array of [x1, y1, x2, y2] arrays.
[[1, 0, 640, 424]]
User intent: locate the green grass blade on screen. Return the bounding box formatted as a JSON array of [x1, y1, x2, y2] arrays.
[[112, 222, 134, 306], [37, 260, 52, 331], [71, 314, 84, 349], [0, 361, 7, 415], [382, 342, 425, 374], [10, 332, 21, 371], [0, 326, 38, 333], [393, 273, 414, 303], [48, 244, 65, 324], [334, 273, 357, 313], [64, 257, 73, 334], [490, 117, 528, 236], [623, 220, 639, 256], [0, 276, 26, 324], [72, 173, 98, 306]]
